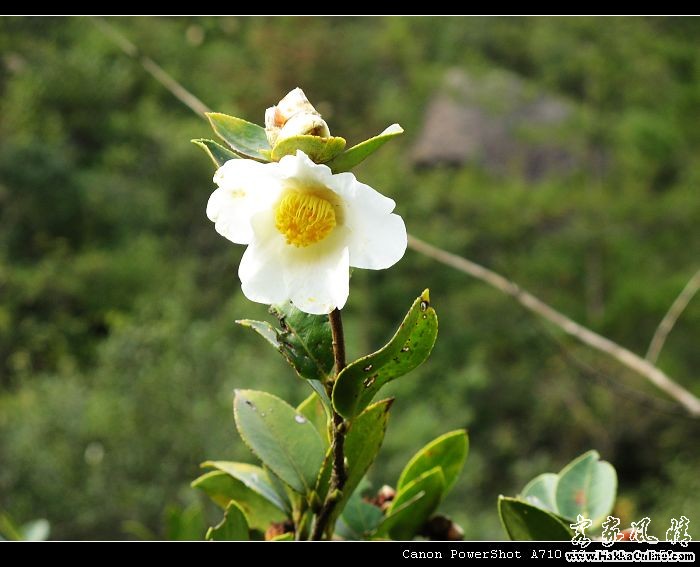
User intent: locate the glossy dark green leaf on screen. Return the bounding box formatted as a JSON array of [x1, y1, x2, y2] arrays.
[[271, 135, 346, 163], [498, 496, 573, 541], [397, 429, 468, 495], [237, 303, 334, 384], [326, 123, 403, 173], [206, 112, 271, 161], [555, 450, 616, 525], [234, 390, 325, 495], [380, 467, 445, 540], [333, 290, 438, 418], [206, 501, 249, 541], [521, 473, 558, 513], [201, 461, 290, 513], [191, 470, 286, 530], [297, 392, 330, 445], [191, 138, 239, 168]]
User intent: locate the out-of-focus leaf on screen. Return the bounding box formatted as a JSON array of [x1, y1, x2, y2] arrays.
[[397, 429, 468, 496], [555, 451, 617, 525], [521, 473, 559, 513], [498, 496, 573, 541], [206, 501, 249, 541], [381, 467, 445, 540]]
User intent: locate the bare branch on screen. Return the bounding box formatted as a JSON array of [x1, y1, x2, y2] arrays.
[[646, 269, 700, 365], [94, 19, 700, 418], [408, 235, 700, 418], [90, 18, 212, 117]]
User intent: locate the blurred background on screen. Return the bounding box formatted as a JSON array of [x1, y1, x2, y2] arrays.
[[1, 16, 699, 540]]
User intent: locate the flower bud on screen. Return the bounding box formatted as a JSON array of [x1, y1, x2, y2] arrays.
[[265, 87, 330, 146]]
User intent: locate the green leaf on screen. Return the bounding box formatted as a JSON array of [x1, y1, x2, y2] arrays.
[[297, 392, 330, 445], [333, 289, 438, 418], [397, 430, 468, 496], [271, 135, 346, 163], [498, 496, 573, 541], [206, 112, 271, 161], [314, 398, 393, 506], [336, 482, 383, 540], [165, 503, 206, 541], [191, 138, 239, 168], [191, 470, 286, 530], [555, 450, 617, 525], [521, 473, 559, 513], [201, 461, 290, 514], [381, 467, 445, 540], [326, 123, 404, 173], [206, 501, 249, 541], [237, 303, 334, 384], [341, 399, 393, 502], [233, 390, 325, 495]]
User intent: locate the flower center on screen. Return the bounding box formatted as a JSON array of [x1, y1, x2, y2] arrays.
[[275, 191, 337, 247]]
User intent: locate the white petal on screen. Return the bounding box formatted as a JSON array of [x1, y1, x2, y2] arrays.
[[326, 170, 407, 269], [238, 216, 289, 306], [286, 245, 350, 315], [277, 150, 335, 188], [207, 159, 282, 245]]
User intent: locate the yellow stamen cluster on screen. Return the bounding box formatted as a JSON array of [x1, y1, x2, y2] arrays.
[[275, 192, 336, 247]]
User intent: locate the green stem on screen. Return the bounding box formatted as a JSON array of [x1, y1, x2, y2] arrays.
[[309, 308, 348, 540]]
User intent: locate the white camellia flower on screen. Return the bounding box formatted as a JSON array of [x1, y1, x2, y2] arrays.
[[207, 150, 407, 315]]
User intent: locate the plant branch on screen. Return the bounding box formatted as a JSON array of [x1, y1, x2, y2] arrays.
[[310, 309, 348, 540], [408, 234, 700, 418], [646, 269, 700, 365], [95, 21, 700, 418]]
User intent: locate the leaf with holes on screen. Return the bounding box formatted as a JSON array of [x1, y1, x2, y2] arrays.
[[332, 290, 438, 418], [206, 112, 271, 161], [271, 135, 346, 163], [397, 430, 468, 496], [233, 390, 325, 495], [191, 138, 239, 168], [379, 467, 445, 540], [191, 470, 286, 530], [521, 473, 558, 513], [555, 451, 616, 526], [201, 461, 290, 514], [326, 123, 404, 173], [498, 496, 573, 541], [206, 501, 249, 541]]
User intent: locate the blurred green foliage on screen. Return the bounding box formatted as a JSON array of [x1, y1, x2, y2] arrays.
[[0, 16, 699, 539]]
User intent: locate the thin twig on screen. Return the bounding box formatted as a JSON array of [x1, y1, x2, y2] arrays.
[[309, 309, 348, 540], [93, 18, 700, 418], [646, 269, 700, 365], [90, 17, 211, 117], [408, 234, 700, 418]]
